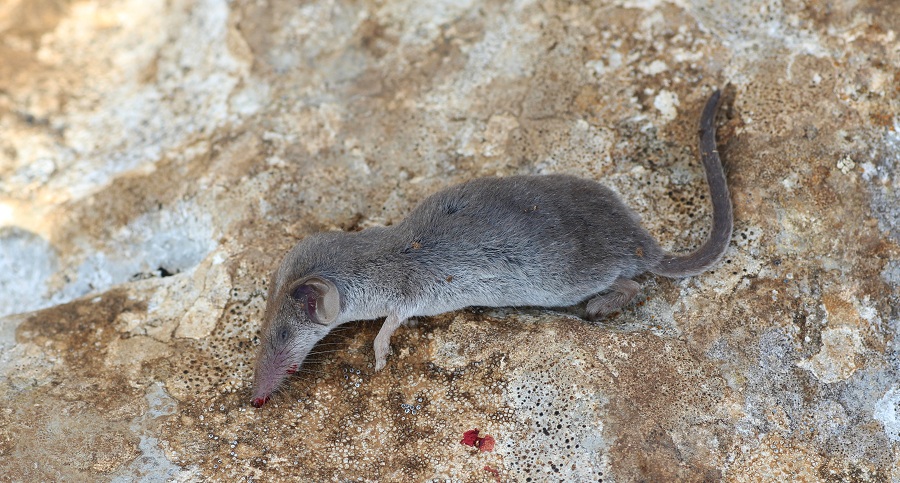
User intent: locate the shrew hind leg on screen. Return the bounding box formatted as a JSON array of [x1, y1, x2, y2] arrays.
[[586, 278, 641, 321]]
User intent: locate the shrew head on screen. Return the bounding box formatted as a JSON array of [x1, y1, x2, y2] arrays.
[[250, 275, 340, 408]]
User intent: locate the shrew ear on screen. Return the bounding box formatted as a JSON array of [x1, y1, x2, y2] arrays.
[[289, 276, 340, 325]]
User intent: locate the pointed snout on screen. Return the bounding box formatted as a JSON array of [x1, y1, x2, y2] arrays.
[[250, 355, 288, 408]]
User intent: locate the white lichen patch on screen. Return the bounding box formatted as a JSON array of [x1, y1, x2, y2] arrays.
[[47, 201, 217, 312], [111, 382, 188, 482], [502, 372, 611, 479], [874, 387, 900, 443], [0, 228, 58, 317], [653, 89, 680, 122], [837, 155, 855, 175], [781, 171, 800, 191], [796, 327, 864, 384], [641, 59, 669, 75], [27, 0, 260, 202]]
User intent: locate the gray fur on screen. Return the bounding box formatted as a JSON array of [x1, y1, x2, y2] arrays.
[[251, 90, 732, 407]]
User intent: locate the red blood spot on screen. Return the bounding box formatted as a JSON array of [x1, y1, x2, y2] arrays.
[[461, 428, 480, 446], [251, 396, 269, 408], [287, 364, 298, 375], [460, 428, 496, 452], [483, 465, 500, 481], [478, 434, 495, 452]]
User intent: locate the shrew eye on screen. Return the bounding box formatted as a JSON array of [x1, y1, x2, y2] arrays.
[[279, 328, 289, 341]]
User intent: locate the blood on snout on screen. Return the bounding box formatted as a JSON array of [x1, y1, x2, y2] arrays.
[[287, 364, 298, 375], [251, 396, 270, 408]]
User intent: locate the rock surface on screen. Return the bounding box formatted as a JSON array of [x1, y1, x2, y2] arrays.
[[1, 0, 898, 481]]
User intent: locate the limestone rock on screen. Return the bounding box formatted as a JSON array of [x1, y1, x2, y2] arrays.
[[1, 0, 898, 480]]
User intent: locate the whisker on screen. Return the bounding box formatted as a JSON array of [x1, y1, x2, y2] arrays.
[[291, 372, 318, 378], [306, 349, 346, 355]]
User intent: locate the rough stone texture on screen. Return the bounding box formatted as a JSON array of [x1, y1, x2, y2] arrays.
[[1, 0, 898, 481]]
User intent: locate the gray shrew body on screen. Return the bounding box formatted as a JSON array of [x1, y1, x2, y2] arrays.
[[251, 90, 732, 408]]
